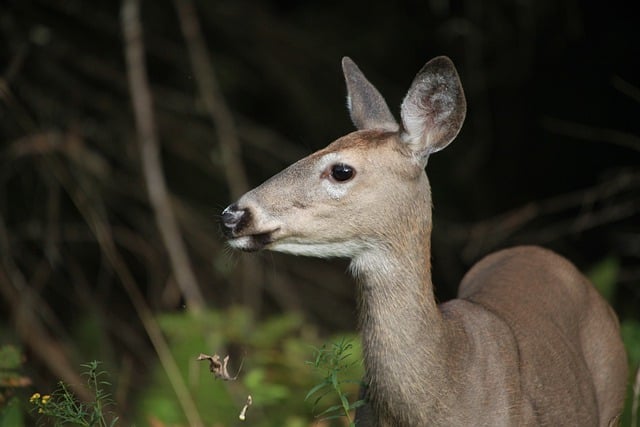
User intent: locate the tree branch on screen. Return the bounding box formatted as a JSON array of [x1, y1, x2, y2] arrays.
[[121, 0, 204, 311], [173, 0, 249, 199], [542, 116, 640, 153]]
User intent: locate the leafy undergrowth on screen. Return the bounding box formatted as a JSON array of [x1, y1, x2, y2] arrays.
[[0, 308, 364, 427], [621, 320, 640, 427], [0, 345, 28, 427], [135, 306, 363, 427], [589, 256, 640, 427]]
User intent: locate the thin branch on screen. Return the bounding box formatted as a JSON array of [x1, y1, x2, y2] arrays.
[[173, 0, 264, 310], [541, 116, 640, 153], [519, 199, 640, 245], [121, 0, 204, 311], [47, 153, 205, 427], [612, 75, 640, 104], [0, 213, 91, 402], [460, 170, 640, 260], [173, 0, 249, 199]]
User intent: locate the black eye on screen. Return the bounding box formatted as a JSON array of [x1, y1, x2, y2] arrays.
[[330, 163, 355, 182]]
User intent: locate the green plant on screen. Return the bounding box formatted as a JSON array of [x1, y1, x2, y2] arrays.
[[1, 345, 28, 427], [29, 361, 118, 427], [305, 338, 365, 426]]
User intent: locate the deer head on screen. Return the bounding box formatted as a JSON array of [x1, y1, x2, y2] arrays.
[[222, 56, 466, 261]]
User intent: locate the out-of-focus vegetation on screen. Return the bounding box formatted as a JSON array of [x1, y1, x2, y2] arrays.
[[0, 345, 27, 426], [3, 309, 365, 426], [0, 0, 638, 425], [590, 258, 640, 426]]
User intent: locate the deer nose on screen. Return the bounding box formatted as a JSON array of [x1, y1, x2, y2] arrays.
[[221, 204, 248, 236]]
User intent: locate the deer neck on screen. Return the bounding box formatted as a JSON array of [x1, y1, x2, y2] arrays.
[[350, 187, 458, 421]]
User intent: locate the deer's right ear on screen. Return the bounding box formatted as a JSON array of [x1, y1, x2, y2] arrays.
[[342, 57, 399, 132], [400, 56, 466, 161]]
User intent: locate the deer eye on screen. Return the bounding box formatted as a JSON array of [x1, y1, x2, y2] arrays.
[[330, 163, 355, 182]]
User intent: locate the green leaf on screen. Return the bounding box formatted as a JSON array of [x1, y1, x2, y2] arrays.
[[312, 389, 332, 408], [330, 370, 338, 389], [349, 399, 367, 410], [316, 404, 343, 417], [318, 414, 345, 421], [304, 381, 328, 401], [587, 257, 620, 302], [340, 393, 350, 412]]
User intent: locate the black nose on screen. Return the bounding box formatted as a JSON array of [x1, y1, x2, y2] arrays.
[[221, 204, 248, 237]]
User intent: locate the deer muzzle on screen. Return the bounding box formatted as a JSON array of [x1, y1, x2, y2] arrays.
[[221, 203, 277, 251]]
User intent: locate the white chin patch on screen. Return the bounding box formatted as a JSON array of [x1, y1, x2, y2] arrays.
[[270, 240, 363, 259], [227, 236, 255, 250]]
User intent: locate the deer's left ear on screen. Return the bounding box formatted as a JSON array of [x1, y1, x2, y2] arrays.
[[342, 57, 399, 132], [400, 56, 466, 163]]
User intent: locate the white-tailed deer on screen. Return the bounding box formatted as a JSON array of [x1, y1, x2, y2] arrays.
[[221, 56, 628, 426]]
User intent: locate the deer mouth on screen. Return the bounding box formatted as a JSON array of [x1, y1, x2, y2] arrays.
[[227, 230, 279, 252]]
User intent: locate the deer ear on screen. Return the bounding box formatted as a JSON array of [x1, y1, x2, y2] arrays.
[[342, 57, 399, 132], [400, 56, 466, 161]]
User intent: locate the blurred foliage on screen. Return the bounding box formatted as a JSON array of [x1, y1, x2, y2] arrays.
[[623, 321, 640, 372], [135, 307, 363, 426], [588, 256, 621, 302], [0, 345, 28, 427], [588, 255, 640, 426], [0, 397, 23, 427]]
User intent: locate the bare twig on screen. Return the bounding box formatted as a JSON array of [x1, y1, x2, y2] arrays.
[[519, 200, 640, 245], [541, 116, 640, 153], [173, 0, 263, 310], [121, 0, 204, 311], [612, 75, 640, 104], [0, 213, 91, 402], [460, 170, 640, 260], [173, 0, 249, 199], [2, 43, 29, 83], [48, 153, 205, 427]]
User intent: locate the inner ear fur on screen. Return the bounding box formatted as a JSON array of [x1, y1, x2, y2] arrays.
[[400, 56, 466, 158]]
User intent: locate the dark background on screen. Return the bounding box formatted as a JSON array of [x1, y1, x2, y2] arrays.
[[1, 0, 638, 424]]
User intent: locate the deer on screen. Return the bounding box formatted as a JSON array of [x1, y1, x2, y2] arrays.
[[221, 55, 628, 426]]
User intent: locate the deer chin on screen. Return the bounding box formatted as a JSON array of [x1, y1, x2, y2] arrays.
[[229, 230, 363, 258], [268, 239, 366, 259], [227, 230, 278, 252]]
